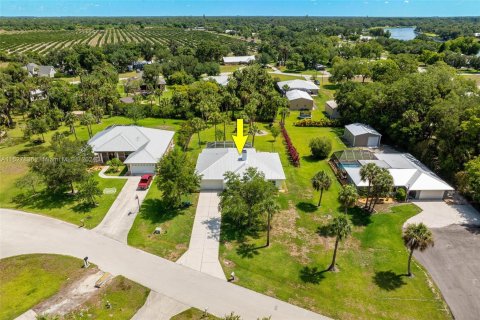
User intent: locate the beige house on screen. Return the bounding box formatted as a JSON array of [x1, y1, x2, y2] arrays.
[[286, 90, 314, 110], [325, 100, 340, 119]]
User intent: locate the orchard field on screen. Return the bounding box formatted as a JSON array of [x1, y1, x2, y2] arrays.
[[0, 27, 247, 54]]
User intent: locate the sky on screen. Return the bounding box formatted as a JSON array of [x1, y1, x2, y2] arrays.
[[1, 0, 479, 17]]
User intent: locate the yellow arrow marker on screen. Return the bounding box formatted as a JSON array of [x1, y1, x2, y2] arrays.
[[232, 119, 248, 154]]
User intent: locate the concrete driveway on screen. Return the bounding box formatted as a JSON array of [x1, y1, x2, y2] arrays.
[[0, 209, 329, 320], [94, 174, 150, 243], [406, 201, 480, 320], [177, 192, 225, 279]]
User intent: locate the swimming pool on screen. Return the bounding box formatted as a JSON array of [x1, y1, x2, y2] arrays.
[[339, 162, 360, 170]]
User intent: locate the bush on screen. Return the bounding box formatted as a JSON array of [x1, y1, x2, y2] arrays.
[[309, 137, 332, 159], [395, 188, 407, 202], [294, 118, 340, 127], [106, 158, 123, 172]]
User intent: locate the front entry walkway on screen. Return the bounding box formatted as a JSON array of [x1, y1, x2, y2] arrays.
[[177, 192, 225, 280]]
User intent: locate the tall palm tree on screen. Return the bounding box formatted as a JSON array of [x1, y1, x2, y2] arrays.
[[64, 112, 78, 140], [190, 117, 205, 146], [80, 112, 95, 138], [338, 184, 359, 214], [278, 105, 290, 125], [311, 171, 332, 207], [264, 198, 280, 247], [369, 168, 394, 213], [359, 163, 381, 209], [208, 111, 223, 141], [403, 223, 434, 277], [221, 113, 230, 141], [326, 215, 352, 271], [249, 123, 258, 147]]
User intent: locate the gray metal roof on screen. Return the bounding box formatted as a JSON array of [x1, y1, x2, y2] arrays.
[[345, 123, 381, 136]]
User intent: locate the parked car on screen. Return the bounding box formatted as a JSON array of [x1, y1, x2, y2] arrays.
[[137, 174, 153, 190]]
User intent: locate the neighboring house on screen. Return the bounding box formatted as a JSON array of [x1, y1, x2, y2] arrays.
[[120, 97, 135, 104], [196, 148, 286, 190], [71, 110, 85, 118], [29, 89, 47, 102], [344, 123, 381, 148], [285, 89, 314, 110], [24, 63, 56, 78], [325, 100, 340, 119], [360, 35, 373, 41], [474, 33, 480, 38], [277, 79, 319, 95], [222, 55, 256, 65], [128, 61, 151, 71], [315, 64, 326, 71], [88, 125, 174, 175], [205, 75, 230, 86], [331, 149, 454, 200]]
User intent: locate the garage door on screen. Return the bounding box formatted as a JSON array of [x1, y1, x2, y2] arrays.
[[418, 190, 445, 200], [367, 136, 380, 147], [201, 180, 223, 190], [130, 164, 156, 175]]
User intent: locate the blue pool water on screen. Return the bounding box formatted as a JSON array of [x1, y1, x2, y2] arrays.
[[339, 162, 360, 170]]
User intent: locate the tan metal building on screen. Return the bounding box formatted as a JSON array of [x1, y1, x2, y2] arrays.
[[286, 90, 314, 110], [325, 100, 340, 119]]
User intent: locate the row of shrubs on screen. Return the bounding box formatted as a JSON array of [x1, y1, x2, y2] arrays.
[[294, 118, 341, 127], [281, 123, 300, 167]]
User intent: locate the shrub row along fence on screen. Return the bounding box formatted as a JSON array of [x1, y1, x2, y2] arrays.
[[281, 123, 300, 167], [293, 118, 340, 127]]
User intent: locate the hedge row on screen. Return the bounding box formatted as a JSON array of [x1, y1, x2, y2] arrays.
[[294, 118, 340, 127]]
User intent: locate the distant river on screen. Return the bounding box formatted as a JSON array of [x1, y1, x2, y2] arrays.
[[384, 27, 416, 41]]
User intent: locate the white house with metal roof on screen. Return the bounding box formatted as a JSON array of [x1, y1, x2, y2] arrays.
[[88, 125, 174, 175], [195, 148, 286, 190], [325, 100, 340, 119], [222, 55, 256, 65], [334, 150, 454, 200], [277, 79, 319, 95], [205, 75, 230, 86], [285, 89, 314, 110], [344, 123, 382, 147]]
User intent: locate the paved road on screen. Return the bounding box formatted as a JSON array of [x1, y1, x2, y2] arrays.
[[177, 192, 225, 280], [415, 225, 480, 320], [94, 175, 149, 243], [407, 201, 480, 320], [0, 209, 330, 320]]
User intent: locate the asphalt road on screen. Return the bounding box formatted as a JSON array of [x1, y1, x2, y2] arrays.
[[414, 225, 480, 320], [0, 209, 330, 320]]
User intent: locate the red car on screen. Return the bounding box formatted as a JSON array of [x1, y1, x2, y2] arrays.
[[137, 174, 153, 190]]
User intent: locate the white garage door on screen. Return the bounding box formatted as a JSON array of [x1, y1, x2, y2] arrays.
[[130, 164, 156, 175], [201, 180, 223, 191], [418, 190, 445, 200], [367, 136, 380, 147]]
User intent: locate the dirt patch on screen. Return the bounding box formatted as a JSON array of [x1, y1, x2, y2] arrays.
[[271, 201, 326, 264], [34, 267, 105, 316]]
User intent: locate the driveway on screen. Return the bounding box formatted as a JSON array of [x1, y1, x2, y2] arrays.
[[94, 174, 150, 243], [407, 201, 480, 320], [177, 192, 225, 279], [0, 209, 329, 320]]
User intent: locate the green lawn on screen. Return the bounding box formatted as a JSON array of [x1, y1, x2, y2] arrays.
[[269, 73, 305, 81], [0, 254, 87, 320], [219, 65, 242, 73], [128, 186, 199, 261], [0, 115, 181, 228], [214, 101, 450, 319], [64, 276, 149, 320], [171, 308, 221, 320]]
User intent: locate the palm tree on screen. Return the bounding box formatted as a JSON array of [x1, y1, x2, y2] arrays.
[[221, 113, 230, 141], [190, 117, 205, 146], [249, 122, 258, 147], [80, 112, 95, 138], [64, 112, 78, 140], [338, 184, 358, 214], [359, 163, 381, 209], [264, 198, 280, 247], [311, 171, 332, 207], [278, 105, 290, 125], [369, 168, 394, 213], [403, 223, 434, 277], [326, 215, 352, 271], [208, 111, 223, 141]]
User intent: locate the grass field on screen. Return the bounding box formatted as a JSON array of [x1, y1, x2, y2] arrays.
[[64, 276, 149, 320], [269, 73, 305, 81], [128, 186, 199, 261], [171, 308, 221, 320], [0, 254, 87, 320]]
